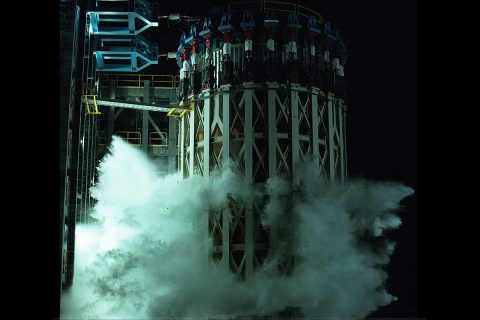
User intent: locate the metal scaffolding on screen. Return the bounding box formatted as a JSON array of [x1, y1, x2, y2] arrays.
[[75, 0, 162, 223]]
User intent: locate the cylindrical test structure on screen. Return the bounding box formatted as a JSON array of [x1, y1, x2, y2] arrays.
[[176, 7, 348, 298]]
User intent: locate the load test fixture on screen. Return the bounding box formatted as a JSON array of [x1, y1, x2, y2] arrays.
[[62, 2, 348, 318]]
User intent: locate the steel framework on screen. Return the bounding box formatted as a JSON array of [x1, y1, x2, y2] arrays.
[[179, 82, 347, 279]]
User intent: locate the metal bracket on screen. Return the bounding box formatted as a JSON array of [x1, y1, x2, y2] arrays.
[[167, 101, 194, 118]]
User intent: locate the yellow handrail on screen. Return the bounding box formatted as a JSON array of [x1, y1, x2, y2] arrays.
[[115, 131, 142, 146], [98, 131, 168, 147], [149, 131, 169, 147], [99, 74, 179, 89]]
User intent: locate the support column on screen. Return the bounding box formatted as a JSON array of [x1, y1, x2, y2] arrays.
[[168, 116, 177, 174], [203, 90, 211, 178], [142, 80, 150, 153], [291, 88, 300, 187], [244, 87, 254, 279], [268, 85, 277, 177], [311, 89, 320, 179], [343, 103, 348, 182], [222, 207, 230, 271], [338, 101, 345, 185], [83, 115, 91, 215], [244, 88, 253, 185], [327, 93, 335, 183], [189, 102, 196, 176], [220, 87, 230, 272], [180, 117, 186, 177], [267, 84, 278, 252], [222, 88, 230, 166], [107, 80, 116, 146]]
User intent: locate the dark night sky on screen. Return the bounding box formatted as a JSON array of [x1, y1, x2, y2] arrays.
[[306, 1, 418, 317], [317, 2, 418, 317], [304, 1, 418, 317]]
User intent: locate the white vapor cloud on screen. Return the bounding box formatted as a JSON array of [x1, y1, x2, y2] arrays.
[[61, 137, 414, 319]]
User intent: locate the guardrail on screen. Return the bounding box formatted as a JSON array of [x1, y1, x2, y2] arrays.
[[115, 131, 142, 146], [99, 74, 179, 89], [149, 131, 168, 147], [97, 131, 170, 147], [228, 0, 323, 22]]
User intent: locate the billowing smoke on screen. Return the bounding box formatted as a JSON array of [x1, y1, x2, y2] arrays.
[[61, 137, 414, 319]]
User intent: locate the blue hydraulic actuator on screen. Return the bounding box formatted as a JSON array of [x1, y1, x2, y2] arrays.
[[89, 0, 158, 35], [86, 0, 159, 72], [94, 35, 158, 72]]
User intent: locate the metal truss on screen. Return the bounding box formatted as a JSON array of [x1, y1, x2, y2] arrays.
[[74, 0, 161, 223], [178, 84, 347, 280], [75, 112, 100, 223]]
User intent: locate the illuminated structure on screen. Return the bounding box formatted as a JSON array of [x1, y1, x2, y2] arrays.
[[176, 3, 348, 284], [60, 0, 348, 317]]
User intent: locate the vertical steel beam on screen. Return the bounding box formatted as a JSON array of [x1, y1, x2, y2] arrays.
[[244, 89, 253, 185], [327, 93, 335, 183], [91, 117, 98, 198], [244, 87, 254, 279], [222, 88, 230, 166], [267, 84, 278, 252], [180, 117, 186, 177], [311, 89, 320, 179], [222, 207, 230, 270], [142, 80, 150, 153], [203, 90, 211, 178], [83, 115, 91, 219], [268, 85, 277, 177], [343, 103, 348, 182], [107, 80, 116, 146], [189, 103, 196, 176], [220, 87, 231, 271], [338, 101, 346, 184], [291, 88, 300, 187], [168, 116, 177, 174]]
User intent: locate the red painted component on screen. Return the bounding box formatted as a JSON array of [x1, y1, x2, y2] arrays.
[[205, 35, 212, 48], [244, 28, 253, 40], [192, 41, 199, 54], [182, 47, 190, 61], [324, 37, 332, 51], [266, 27, 274, 39], [223, 30, 231, 43], [288, 28, 297, 41]]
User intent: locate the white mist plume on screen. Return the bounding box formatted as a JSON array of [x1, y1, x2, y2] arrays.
[[61, 137, 414, 319]]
